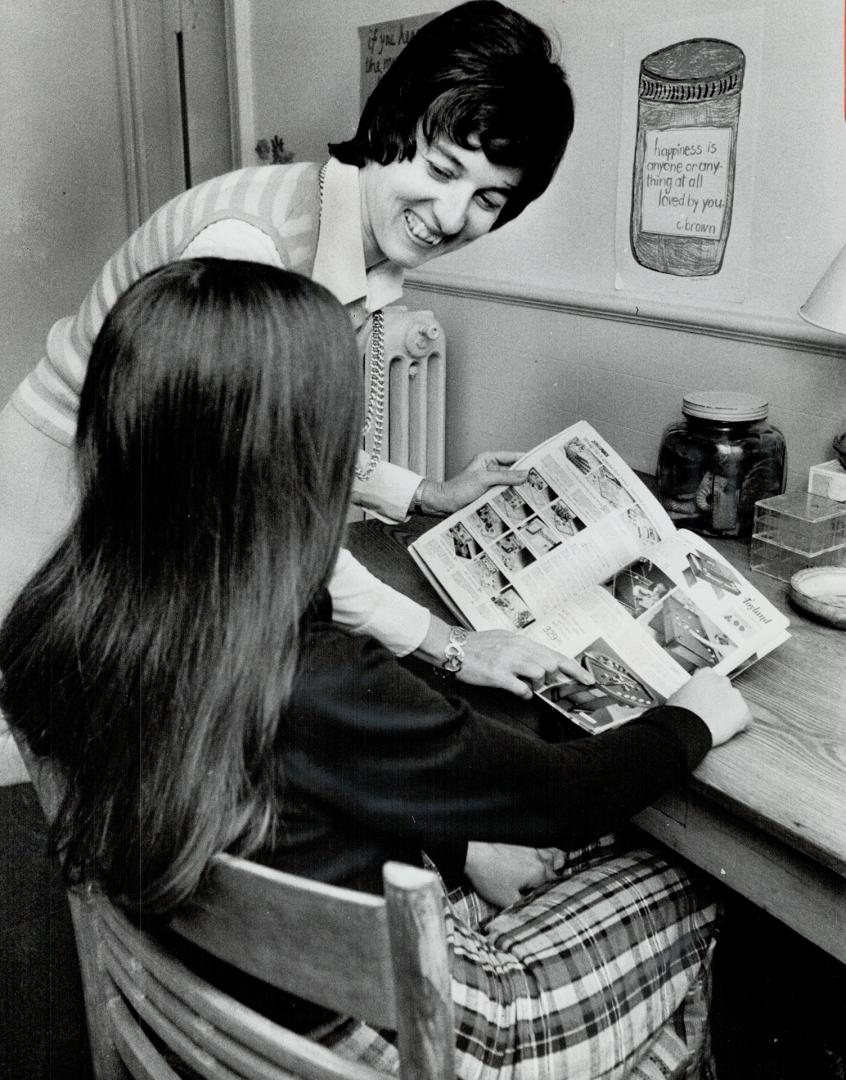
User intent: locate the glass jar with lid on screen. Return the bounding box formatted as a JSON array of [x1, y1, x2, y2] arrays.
[[657, 391, 786, 537]]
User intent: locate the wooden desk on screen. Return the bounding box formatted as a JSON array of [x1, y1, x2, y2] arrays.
[[347, 517, 846, 963]]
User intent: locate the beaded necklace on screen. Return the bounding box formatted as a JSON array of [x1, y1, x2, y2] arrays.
[[318, 163, 384, 481]]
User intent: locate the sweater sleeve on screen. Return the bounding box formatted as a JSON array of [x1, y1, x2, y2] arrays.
[[180, 220, 285, 265], [285, 623, 712, 853]]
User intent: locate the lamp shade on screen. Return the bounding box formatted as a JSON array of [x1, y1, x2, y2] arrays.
[[800, 242, 846, 335]]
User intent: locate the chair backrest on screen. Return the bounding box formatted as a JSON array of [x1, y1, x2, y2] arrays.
[[20, 747, 456, 1080]]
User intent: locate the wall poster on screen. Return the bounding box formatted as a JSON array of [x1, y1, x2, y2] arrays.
[[615, 10, 763, 303], [358, 13, 438, 110]]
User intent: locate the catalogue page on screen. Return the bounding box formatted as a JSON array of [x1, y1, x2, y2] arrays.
[[409, 421, 789, 732]]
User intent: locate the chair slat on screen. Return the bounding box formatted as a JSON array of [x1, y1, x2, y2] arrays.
[[171, 854, 398, 1028], [106, 997, 182, 1080], [104, 940, 300, 1080], [17, 747, 457, 1080], [97, 897, 389, 1080], [102, 938, 249, 1080], [383, 863, 455, 1080], [67, 890, 130, 1080]]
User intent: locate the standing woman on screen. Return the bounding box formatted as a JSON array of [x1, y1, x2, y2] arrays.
[[0, 1, 581, 737], [0, 259, 752, 1078]]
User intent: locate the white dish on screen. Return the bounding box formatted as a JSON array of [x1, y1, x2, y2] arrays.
[[789, 567, 846, 628]]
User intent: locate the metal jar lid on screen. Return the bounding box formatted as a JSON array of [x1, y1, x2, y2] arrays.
[[639, 38, 745, 103], [681, 391, 769, 422]]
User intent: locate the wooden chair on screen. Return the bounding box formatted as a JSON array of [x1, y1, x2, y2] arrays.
[[19, 746, 457, 1080]]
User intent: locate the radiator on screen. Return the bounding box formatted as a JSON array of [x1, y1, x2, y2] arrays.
[[363, 306, 446, 481]]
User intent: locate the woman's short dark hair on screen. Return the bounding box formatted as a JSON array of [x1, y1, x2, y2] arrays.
[[329, 1, 574, 230], [0, 259, 362, 914]]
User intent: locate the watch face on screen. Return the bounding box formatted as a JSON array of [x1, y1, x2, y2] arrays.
[[582, 652, 657, 708]]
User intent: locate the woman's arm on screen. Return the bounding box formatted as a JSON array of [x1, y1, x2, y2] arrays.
[[286, 626, 748, 853], [329, 550, 593, 694], [414, 615, 594, 698], [413, 451, 529, 515]]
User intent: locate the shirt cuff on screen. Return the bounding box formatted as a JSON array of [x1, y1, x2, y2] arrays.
[[329, 547, 431, 656], [352, 456, 424, 522]]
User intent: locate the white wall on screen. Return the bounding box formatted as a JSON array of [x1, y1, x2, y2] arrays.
[[246, 0, 846, 488], [0, 1, 233, 410], [401, 281, 846, 488], [249, 0, 431, 165], [413, 0, 846, 318], [0, 0, 130, 406]]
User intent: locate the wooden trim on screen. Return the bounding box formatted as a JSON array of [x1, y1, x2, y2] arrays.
[[111, 0, 149, 231], [405, 271, 846, 358], [634, 796, 846, 964], [223, 0, 256, 168]]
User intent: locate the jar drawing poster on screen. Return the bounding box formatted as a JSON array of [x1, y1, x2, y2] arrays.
[[630, 37, 745, 277]]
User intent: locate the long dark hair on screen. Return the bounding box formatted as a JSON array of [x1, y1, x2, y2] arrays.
[[0, 259, 361, 914], [330, 1, 574, 230]]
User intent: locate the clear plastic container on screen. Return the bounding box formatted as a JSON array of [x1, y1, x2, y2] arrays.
[[750, 491, 846, 581], [657, 391, 786, 538]]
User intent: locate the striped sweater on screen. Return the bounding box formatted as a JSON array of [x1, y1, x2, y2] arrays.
[[15, 163, 322, 445]]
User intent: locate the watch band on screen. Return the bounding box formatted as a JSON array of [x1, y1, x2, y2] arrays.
[[410, 479, 426, 514], [441, 626, 468, 674]]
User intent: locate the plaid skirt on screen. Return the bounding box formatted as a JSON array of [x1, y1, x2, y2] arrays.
[[323, 835, 719, 1079]]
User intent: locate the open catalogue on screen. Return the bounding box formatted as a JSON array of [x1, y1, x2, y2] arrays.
[[409, 421, 790, 734]]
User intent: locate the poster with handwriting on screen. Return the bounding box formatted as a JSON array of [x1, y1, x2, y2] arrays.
[[614, 9, 763, 303], [359, 13, 438, 109]]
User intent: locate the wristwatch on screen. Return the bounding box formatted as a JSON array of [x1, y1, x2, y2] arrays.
[[434, 626, 468, 677], [410, 479, 427, 514]]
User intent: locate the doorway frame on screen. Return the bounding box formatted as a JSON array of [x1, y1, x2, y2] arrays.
[[111, 0, 255, 231]]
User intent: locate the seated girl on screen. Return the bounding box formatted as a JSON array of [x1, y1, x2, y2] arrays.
[[0, 259, 751, 1079]]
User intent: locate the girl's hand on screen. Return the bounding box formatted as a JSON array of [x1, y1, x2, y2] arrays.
[[464, 842, 566, 908], [668, 668, 752, 746]]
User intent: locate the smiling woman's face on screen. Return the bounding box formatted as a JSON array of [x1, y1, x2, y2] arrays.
[[359, 126, 522, 270]]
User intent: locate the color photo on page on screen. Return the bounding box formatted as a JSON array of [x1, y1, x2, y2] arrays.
[[538, 639, 660, 733]]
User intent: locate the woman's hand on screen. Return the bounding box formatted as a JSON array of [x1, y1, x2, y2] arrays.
[[415, 617, 594, 699], [667, 668, 753, 747], [417, 451, 528, 515], [458, 628, 594, 698], [464, 842, 566, 908]]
